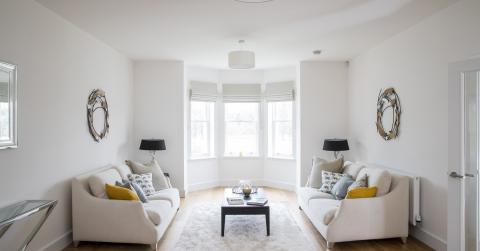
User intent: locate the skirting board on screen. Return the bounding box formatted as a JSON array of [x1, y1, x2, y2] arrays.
[[41, 230, 72, 251], [188, 179, 296, 192], [188, 180, 220, 192], [410, 225, 446, 251]]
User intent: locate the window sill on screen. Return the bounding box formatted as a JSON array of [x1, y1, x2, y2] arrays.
[[222, 156, 262, 159], [189, 156, 217, 161], [266, 156, 296, 161]]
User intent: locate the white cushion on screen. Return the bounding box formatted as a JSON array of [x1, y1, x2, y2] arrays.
[[143, 200, 171, 226], [115, 164, 133, 179], [147, 188, 180, 208], [297, 187, 334, 206], [126, 160, 170, 191], [343, 161, 365, 180], [88, 169, 122, 199], [308, 157, 343, 188], [308, 199, 341, 225], [366, 168, 392, 196]]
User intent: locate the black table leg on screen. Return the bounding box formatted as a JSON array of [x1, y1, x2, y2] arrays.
[[266, 211, 270, 236], [221, 210, 225, 237]]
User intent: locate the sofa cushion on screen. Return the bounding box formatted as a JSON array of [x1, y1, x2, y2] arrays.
[[355, 167, 392, 196], [343, 161, 365, 180], [147, 188, 180, 208], [143, 200, 172, 226], [366, 168, 392, 196], [349, 173, 368, 191], [105, 183, 140, 201], [331, 176, 355, 200], [128, 173, 156, 196], [115, 164, 133, 179], [88, 169, 122, 199], [308, 157, 343, 188], [319, 171, 345, 193], [116, 180, 149, 203], [308, 199, 341, 225], [346, 187, 378, 199], [297, 187, 334, 206], [126, 160, 171, 191]]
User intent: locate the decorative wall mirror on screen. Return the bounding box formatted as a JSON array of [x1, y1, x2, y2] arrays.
[[376, 88, 401, 140], [0, 61, 17, 149], [87, 89, 109, 142]]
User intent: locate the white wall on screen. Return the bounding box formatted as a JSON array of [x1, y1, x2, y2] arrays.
[[298, 61, 349, 186], [0, 0, 133, 250], [347, 0, 480, 250], [132, 61, 186, 196]]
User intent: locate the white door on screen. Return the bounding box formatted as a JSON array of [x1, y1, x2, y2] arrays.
[[448, 58, 480, 251]]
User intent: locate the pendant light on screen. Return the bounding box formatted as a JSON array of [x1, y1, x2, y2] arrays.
[[228, 40, 255, 69]]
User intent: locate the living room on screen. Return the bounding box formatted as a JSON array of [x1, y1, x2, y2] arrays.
[[0, 0, 479, 251]]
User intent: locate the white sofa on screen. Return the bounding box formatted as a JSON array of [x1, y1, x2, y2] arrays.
[[72, 164, 180, 250], [298, 161, 409, 249]]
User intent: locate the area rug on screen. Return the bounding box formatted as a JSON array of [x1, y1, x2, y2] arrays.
[[174, 202, 314, 251]]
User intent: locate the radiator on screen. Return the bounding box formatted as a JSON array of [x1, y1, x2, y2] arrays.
[[383, 166, 422, 226]]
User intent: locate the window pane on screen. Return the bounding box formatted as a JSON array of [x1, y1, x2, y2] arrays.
[[273, 101, 292, 120], [274, 121, 292, 156], [225, 122, 258, 156], [191, 121, 208, 155], [268, 101, 293, 158], [190, 101, 214, 158], [224, 103, 259, 156], [191, 101, 208, 121], [225, 103, 259, 122]]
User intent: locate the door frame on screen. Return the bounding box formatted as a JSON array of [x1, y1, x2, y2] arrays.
[[448, 58, 480, 251]]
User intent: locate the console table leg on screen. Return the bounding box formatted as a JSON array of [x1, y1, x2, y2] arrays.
[[19, 201, 57, 251], [266, 212, 270, 236], [221, 211, 225, 237]]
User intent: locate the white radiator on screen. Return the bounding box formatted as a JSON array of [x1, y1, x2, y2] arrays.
[[383, 166, 422, 226]]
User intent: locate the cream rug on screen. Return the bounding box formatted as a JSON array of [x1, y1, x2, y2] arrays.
[[174, 203, 314, 251]]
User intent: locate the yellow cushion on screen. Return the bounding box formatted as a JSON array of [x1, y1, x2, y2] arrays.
[[105, 183, 140, 201], [346, 187, 378, 199]]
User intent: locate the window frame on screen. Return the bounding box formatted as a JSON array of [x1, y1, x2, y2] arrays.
[[223, 102, 261, 158], [267, 101, 294, 159], [189, 101, 215, 160]]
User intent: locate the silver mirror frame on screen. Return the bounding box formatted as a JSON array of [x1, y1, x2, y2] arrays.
[[0, 61, 17, 149]]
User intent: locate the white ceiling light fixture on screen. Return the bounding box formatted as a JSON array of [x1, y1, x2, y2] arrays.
[[228, 40, 255, 69]]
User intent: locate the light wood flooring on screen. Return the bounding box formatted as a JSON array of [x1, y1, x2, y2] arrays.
[[64, 187, 433, 251]]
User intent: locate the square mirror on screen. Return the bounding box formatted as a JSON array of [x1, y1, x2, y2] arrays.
[[0, 61, 17, 149]]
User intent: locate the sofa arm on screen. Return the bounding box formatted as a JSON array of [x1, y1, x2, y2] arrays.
[[72, 179, 157, 244], [325, 176, 409, 242]]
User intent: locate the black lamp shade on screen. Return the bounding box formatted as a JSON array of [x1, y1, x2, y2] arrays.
[[140, 139, 166, 151], [323, 139, 349, 152]]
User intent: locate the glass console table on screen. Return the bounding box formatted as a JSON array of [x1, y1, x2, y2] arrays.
[[0, 200, 57, 251]]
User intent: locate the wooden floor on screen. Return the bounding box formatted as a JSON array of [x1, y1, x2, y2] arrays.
[[64, 187, 433, 251]]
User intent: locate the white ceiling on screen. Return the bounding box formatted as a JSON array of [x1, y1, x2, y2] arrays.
[[37, 0, 456, 69]]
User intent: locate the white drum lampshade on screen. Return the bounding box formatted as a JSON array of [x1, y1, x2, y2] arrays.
[[228, 50, 255, 69]]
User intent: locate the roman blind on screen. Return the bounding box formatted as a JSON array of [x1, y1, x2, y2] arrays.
[[265, 81, 295, 101], [0, 82, 8, 103], [190, 81, 218, 102], [222, 84, 262, 102]]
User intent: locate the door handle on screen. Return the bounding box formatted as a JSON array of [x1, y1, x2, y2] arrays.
[[449, 171, 476, 179], [449, 171, 464, 179]]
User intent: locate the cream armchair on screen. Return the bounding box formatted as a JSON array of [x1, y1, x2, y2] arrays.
[[72, 165, 179, 250]]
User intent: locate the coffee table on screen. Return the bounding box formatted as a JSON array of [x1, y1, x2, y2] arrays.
[[221, 187, 270, 236]]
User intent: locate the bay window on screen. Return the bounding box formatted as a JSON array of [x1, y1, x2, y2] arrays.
[[224, 102, 260, 157], [268, 101, 293, 158]]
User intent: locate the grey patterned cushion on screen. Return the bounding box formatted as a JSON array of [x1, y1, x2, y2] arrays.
[[127, 173, 155, 196], [319, 171, 345, 193], [116, 180, 149, 203]]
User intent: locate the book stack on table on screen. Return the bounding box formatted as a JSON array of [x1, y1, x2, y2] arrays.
[[246, 198, 268, 206], [227, 197, 244, 205]]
